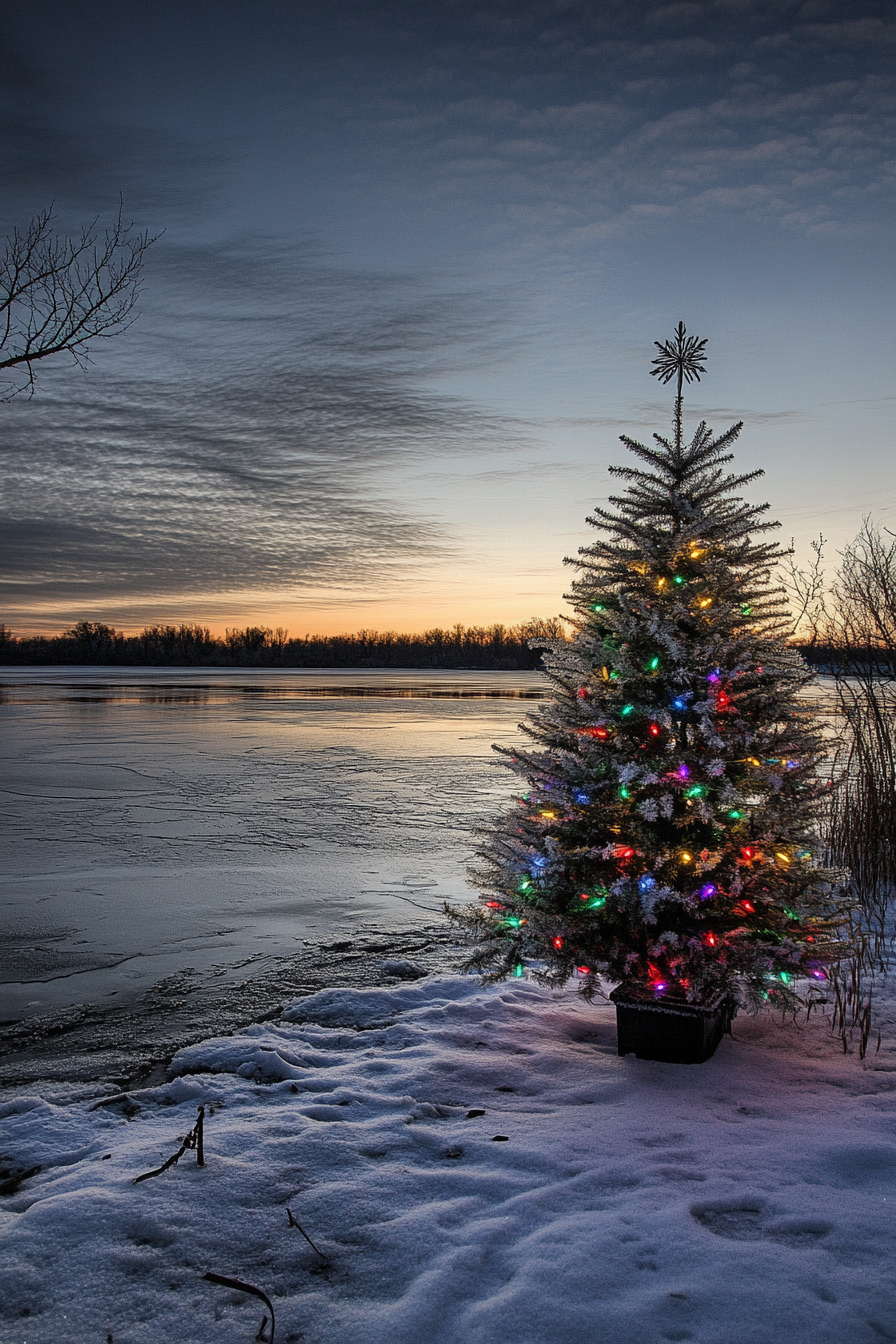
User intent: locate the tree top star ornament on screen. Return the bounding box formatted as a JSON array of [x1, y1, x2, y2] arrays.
[[650, 321, 708, 398], [448, 324, 850, 1019]]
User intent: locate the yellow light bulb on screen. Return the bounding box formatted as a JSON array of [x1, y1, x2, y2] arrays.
[[680, 851, 693, 863], [698, 598, 712, 608]]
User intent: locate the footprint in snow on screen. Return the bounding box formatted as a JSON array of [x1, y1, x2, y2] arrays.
[[691, 1199, 831, 1247]]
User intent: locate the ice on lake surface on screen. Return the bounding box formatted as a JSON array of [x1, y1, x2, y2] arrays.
[[1, 668, 542, 1022]]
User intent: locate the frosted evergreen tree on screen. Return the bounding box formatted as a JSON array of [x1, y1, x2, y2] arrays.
[[451, 324, 847, 1011]]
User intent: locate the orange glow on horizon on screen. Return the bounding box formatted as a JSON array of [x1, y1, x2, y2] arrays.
[[5, 587, 574, 641]]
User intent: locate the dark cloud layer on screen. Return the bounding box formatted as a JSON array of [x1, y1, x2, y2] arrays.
[[264, 0, 896, 239], [1, 240, 526, 612]]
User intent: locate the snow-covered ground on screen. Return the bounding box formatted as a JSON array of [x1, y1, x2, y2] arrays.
[[2, 972, 894, 1344]]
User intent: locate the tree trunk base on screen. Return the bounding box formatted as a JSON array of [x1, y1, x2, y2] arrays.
[[610, 983, 735, 1064]]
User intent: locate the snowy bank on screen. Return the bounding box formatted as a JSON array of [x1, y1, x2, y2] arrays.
[[1, 975, 894, 1344]]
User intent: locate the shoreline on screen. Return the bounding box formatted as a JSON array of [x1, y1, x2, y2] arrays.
[[0, 922, 468, 1094]]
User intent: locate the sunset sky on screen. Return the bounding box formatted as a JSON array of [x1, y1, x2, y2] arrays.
[[3, 0, 894, 636]]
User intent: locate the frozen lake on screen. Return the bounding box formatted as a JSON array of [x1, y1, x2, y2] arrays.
[[1, 667, 543, 1025]]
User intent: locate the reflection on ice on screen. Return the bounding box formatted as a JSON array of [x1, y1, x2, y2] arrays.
[[1, 668, 532, 1025]]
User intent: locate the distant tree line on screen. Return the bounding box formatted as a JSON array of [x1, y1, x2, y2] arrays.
[[0, 617, 572, 670], [0, 616, 885, 673]]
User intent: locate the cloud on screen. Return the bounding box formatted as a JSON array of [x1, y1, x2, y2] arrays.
[[0, 43, 220, 232], [0, 237, 528, 617], [321, 1, 895, 242]]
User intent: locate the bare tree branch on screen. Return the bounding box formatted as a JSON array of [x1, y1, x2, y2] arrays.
[[0, 201, 159, 399], [781, 534, 827, 643]]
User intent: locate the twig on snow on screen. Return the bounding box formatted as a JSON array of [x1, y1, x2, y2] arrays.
[[133, 1106, 205, 1184], [286, 1206, 329, 1260], [202, 1272, 275, 1343]]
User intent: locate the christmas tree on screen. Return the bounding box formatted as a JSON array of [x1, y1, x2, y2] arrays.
[[451, 324, 847, 1014]]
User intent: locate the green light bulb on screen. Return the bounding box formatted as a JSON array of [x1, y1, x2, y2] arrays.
[[619, 785, 630, 800], [621, 704, 634, 716], [728, 809, 743, 819]]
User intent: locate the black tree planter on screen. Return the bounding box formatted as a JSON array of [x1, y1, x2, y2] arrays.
[[610, 983, 736, 1064]]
